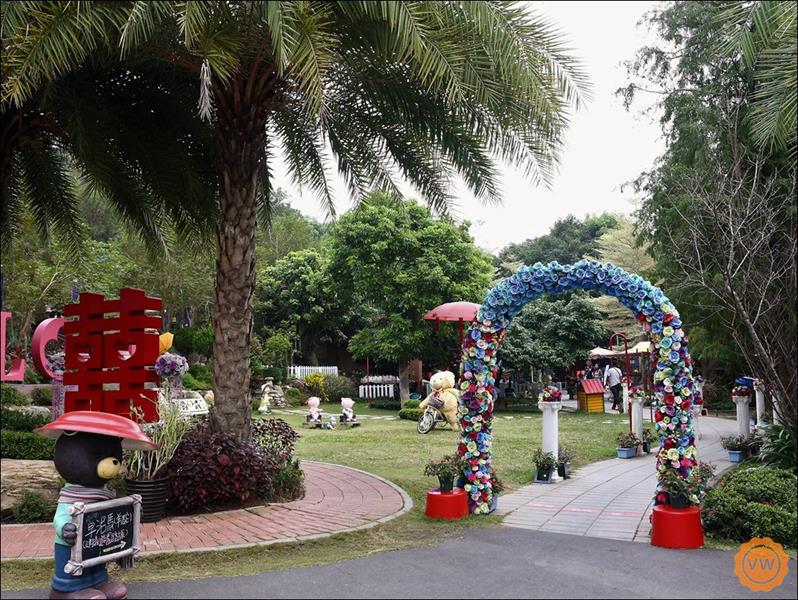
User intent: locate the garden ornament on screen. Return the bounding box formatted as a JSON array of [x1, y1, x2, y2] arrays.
[[158, 332, 174, 355], [35, 411, 156, 600], [258, 384, 271, 415], [340, 398, 357, 423], [419, 371, 460, 431], [306, 396, 323, 426]]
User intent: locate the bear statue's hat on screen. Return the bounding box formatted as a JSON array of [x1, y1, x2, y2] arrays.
[[35, 411, 158, 450]]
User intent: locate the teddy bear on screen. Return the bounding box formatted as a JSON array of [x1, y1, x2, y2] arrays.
[[419, 370, 460, 431], [306, 396, 323, 427], [34, 411, 156, 600]]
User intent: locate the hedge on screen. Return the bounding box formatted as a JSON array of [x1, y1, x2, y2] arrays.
[[29, 386, 52, 406], [702, 466, 797, 547], [0, 384, 29, 407], [1, 430, 55, 460], [398, 408, 424, 420], [1, 408, 49, 432]]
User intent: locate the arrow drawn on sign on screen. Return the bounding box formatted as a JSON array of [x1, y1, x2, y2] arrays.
[[102, 540, 126, 553]]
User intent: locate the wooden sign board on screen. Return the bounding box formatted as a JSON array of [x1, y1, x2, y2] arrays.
[[64, 495, 142, 577]]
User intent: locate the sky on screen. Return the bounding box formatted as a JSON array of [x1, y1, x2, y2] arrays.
[[268, 1, 665, 254]]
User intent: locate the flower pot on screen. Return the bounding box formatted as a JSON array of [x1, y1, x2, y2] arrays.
[[617, 447, 636, 459], [489, 494, 498, 513], [125, 477, 170, 523], [535, 467, 554, 483], [727, 450, 746, 463], [437, 476, 454, 493], [642, 442, 651, 454], [670, 495, 690, 509], [557, 462, 571, 479]]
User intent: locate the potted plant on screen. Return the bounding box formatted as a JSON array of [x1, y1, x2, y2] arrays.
[[720, 434, 749, 463], [424, 454, 463, 493], [489, 474, 505, 512], [660, 463, 715, 509], [641, 428, 656, 454], [125, 400, 194, 522], [557, 447, 576, 479], [616, 431, 640, 459], [533, 448, 556, 483]]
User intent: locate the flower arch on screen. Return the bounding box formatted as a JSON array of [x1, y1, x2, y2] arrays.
[[458, 260, 698, 514]]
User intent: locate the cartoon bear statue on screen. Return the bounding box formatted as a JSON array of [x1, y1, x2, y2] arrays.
[[35, 411, 157, 600], [419, 370, 460, 431]]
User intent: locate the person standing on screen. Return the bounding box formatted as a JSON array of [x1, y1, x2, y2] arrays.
[[604, 362, 624, 413]]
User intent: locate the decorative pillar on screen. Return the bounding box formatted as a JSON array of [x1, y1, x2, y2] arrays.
[[538, 400, 562, 482], [732, 395, 751, 437], [753, 380, 766, 429], [630, 395, 644, 441], [622, 381, 630, 413]]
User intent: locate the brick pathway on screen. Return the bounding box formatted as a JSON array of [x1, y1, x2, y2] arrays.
[[497, 415, 738, 542], [0, 461, 411, 560]]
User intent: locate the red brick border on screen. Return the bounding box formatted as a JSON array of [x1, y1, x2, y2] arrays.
[[0, 461, 412, 560]]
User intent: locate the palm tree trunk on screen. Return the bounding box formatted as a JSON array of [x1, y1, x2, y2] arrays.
[[209, 66, 280, 438]]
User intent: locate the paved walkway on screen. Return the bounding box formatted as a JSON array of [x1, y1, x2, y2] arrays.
[[0, 461, 411, 560], [498, 415, 738, 542]]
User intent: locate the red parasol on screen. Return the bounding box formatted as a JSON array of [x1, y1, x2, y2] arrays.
[[35, 411, 158, 450], [423, 301, 481, 343]]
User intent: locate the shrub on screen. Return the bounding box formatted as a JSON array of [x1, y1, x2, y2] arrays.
[[533, 449, 556, 471], [269, 458, 305, 501], [702, 466, 797, 546], [324, 375, 355, 404], [303, 372, 328, 402], [1, 384, 29, 407], [11, 490, 57, 523], [369, 398, 400, 410], [284, 386, 307, 404], [1, 430, 55, 459], [755, 425, 797, 473], [558, 447, 576, 465], [188, 363, 212, 382], [182, 372, 201, 390], [251, 418, 300, 459], [403, 399, 420, 409], [398, 408, 423, 420], [29, 386, 52, 406], [1, 407, 49, 432], [263, 366, 285, 384], [173, 326, 213, 358], [24, 364, 44, 384], [166, 427, 278, 513]]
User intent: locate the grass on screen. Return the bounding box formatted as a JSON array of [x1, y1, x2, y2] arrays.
[[1, 407, 630, 590]]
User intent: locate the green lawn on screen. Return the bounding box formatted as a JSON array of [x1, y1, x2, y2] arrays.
[[1, 407, 630, 590]]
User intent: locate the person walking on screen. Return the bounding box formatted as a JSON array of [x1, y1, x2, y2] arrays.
[[604, 362, 624, 413]]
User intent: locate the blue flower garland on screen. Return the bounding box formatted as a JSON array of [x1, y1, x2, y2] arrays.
[[457, 260, 698, 514]]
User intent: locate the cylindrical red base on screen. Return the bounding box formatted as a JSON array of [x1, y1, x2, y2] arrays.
[[650, 505, 703, 549], [425, 489, 469, 520]]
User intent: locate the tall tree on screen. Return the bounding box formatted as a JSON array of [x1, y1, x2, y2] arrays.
[[2, 1, 588, 436], [328, 193, 493, 403]]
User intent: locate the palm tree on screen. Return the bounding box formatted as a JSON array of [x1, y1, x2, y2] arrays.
[[719, 1, 797, 165], [2, 1, 588, 438]]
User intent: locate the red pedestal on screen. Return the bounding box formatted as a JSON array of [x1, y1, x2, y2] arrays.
[[425, 489, 469, 520], [650, 505, 704, 549]]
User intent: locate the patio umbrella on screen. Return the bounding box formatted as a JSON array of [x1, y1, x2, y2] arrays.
[[423, 301, 481, 343]]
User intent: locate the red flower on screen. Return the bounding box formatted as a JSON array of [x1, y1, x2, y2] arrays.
[[664, 439, 673, 449], [663, 313, 673, 324], [655, 411, 664, 422]]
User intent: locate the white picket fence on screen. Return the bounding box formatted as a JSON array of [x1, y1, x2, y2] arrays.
[[288, 365, 339, 379], [358, 383, 396, 400]]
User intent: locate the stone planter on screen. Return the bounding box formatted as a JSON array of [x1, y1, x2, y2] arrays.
[[534, 467, 554, 483], [617, 447, 637, 459]]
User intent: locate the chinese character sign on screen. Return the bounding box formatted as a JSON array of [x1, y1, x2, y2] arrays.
[[64, 288, 161, 422]]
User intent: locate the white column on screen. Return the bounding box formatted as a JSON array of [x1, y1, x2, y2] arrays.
[[630, 396, 644, 441], [753, 381, 766, 429], [538, 400, 562, 482], [622, 381, 630, 414], [732, 395, 751, 437]]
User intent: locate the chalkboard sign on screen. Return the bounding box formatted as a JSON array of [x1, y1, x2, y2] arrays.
[[64, 495, 142, 577]]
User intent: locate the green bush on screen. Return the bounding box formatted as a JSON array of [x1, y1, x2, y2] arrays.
[[29, 386, 52, 406], [1, 430, 55, 459], [284, 387, 307, 404], [0, 407, 49, 432], [398, 408, 423, 420], [182, 372, 200, 390], [263, 366, 285, 384], [0, 384, 29, 407], [403, 399, 420, 409], [24, 363, 44, 384], [188, 363, 212, 382], [755, 425, 797, 474], [173, 326, 213, 358], [268, 458, 305, 501], [304, 372, 328, 402], [702, 466, 797, 547], [368, 398, 401, 410], [11, 490, 57, 523], [324, 375, 355, 404]]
